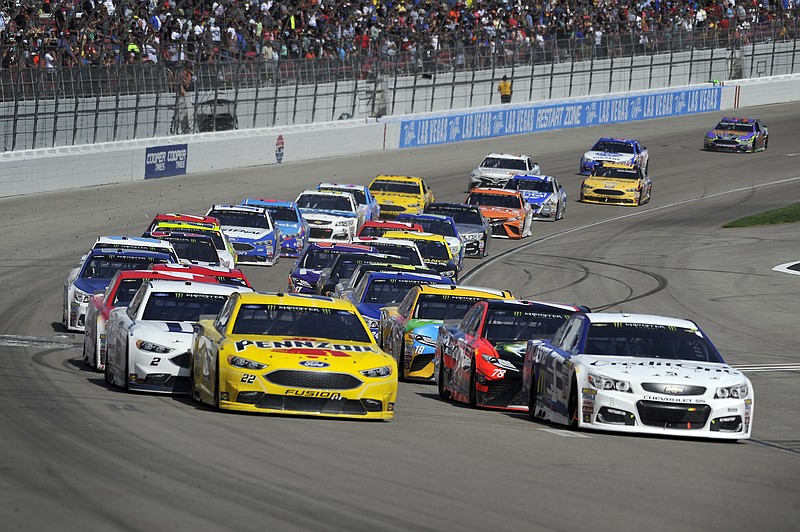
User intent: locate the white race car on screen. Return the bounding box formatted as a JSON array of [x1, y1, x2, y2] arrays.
[[206, 204, 281, 266], [104, 279, 251, 393], [522, 312, 753, 440], [295, 189, 363, 243], [469, 153, 540, 189], [67, 236, 180, 286], [580, 138, 649, 175]]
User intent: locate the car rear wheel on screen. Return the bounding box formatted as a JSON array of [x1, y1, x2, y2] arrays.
[[527, 371, 538, 419], [468, 357, 477, 407], [212, 356, 220, 409], [123, 345, 130, 391], [436, 355, 447, 398], [396, 340, 406, 383], [567, 379, 579, 429]]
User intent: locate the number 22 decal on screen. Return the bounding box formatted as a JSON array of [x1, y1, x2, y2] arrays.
[[240, 374, 256, 384]]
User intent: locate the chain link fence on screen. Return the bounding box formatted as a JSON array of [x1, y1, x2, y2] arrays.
[[1, 19, 798, 151]]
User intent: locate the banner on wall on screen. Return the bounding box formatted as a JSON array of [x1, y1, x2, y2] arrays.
[[144, 144, 188, 179], [399, 87, 722, 148]]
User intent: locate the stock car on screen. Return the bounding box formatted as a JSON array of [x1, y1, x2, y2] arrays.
[[382, 230, 460, 281], [288, 242, 375, 294], [426, 202, 491, 258], [435, 300, 585, 411], [67, 236, 180, 285], [63, 248, 175, 332], [357, 220, 423, 238], [334, 263, 443, 299], [380, 284, 513, 381], [206, 204, 281, 266], [504, 175, 566, 221], [469, 153, 540, 189], [150, 263, 253, 288], [148, 216, 237, 268], [189, 292, 398, 419], [242, 199, 309, 258], [105, 279, 252, 393], [317, 182, 380, 222], [704, 117, 768, 153], [83, 269, 218, 371], [521, 312, 754, 440], [314, 252, 415, 296], [396, 213, 465, 267], [295, 189, 363, 242], [580, 162, 652, 206], [580, 138, 649, 176], [368, 175, 435, 218], [346, 270, 453, 339], [465, 188, 533, 239]]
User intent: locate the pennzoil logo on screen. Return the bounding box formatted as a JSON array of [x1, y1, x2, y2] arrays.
[[235, 339, 378, 354], [286, 389, 341, 399]]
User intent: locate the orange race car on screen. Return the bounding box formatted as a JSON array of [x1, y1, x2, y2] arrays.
[[465, 188, 533, 239]]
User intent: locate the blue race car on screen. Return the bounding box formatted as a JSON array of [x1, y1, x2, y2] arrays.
[[206, 204, 281, 266], [242, 198, 308, 258], [288, 242, 376, 294], [704, 117, 768, 153], [503, 175, 566, 221], [580, 138, 649, 176], [346, 270, 454, 339]]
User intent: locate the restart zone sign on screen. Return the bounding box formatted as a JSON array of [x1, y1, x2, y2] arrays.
[[399, 87, 721, 148], [144, 144, 188, 179]]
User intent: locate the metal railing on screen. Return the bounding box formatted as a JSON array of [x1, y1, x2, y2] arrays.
[[1, 19, 798, 152]]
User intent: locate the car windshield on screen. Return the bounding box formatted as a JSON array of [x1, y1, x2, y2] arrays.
[[368, 243, 423, 265], [208, 209, 271, 230], [142, 292, 229, 321], [591, 140, 635, 153], [232, 304, 372, 342], [583, 323, 725, 362], [484, 310, 569, 343], [505, 179, 553, 193], [297, 194, 353, 212], [81, 256, 167, 279], [428, 205, 484, 226], [264, 206, 300, 223], [414, 294, 487, 320], [319, 186, 366, 204], [480, 157, 528, 170], [466, 193, 521, 209], [715, 122, 754, 133], [414, 240, 450, 261], [155, 225, 225, 250], [300, 249, 339, 269], [592, 166, 641, 180], [112, 278, 147, 306], [370, 180, 421, 195], [362, 279, 424, 304], [163, 236, 220, 264]]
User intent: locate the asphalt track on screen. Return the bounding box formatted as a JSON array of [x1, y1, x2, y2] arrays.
[[1, 102, 799, 532]]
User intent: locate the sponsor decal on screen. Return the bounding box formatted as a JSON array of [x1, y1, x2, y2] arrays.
[[581, 388, 597, 395], [285, 389, 341, 399], [234, 339, 378, 354], [643, 395, 705, 403], [145, 144, 188, 179], [300, 360, 330, 368]]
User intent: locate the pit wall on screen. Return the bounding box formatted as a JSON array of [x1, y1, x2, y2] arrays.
[[1, 74, 798, 199]]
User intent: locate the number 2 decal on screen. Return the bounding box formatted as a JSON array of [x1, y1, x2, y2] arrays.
[[150, 357, 161, 366]]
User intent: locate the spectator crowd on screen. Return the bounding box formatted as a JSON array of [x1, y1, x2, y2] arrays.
[[0, 0, 798, 70]]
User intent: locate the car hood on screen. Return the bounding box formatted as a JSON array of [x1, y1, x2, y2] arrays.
[[707, 129, 754, 140], [371, 192, 422, 205], [456, 223, 488, 234], [222, 226, 274, 241], [135, 320, 196, 339], [583, 177, 638, 190], [479, 206, 523, 219], [583, 151, 636, 163], [74, 277, 111, 295], [406, 320, 445, 338], [300, 209, 357, 220], [357, 302, 385, 319], [290, 268, 323, 284], [520, 191, 553, 205], [576, 355, 746, 385], [274, 221, 303, 235], [475, 168, 526, 178]]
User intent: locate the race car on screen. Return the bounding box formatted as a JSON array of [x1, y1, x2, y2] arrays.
[[382, 230, 460, 281], [396, 213, 465, 268], [580, 138, 649, 176], [436, 299, 585, 411], [242, 198, 308, 258], [314, 251, 415, 296], [67, 235, 181, 286], [149, 263, 252, 288], [504, 175, 566, 221], [356, 220, 423, 238], [352, 236, 426, 267], [426, 202, 491, 258], [469, 153, 540, 189], [334, 263, 443, 299], [317, 182, 380, 222], [143, 231, 223, 266], [704, 117, 768, 153], [148, 215, 237, 268], [206, 204, 281, 266], [368, 175, 435, 218], [465, 188, 533, 239], [63, 248, 176, 332], [521, 312, 754, 440], [295, 189, 362, 242], [288, 242, 375, 294], [189, 292, 398, 420], [346, 270, 454, 339], [83, 269, 219, 371], [580, 162, 652, 206], [105, 279, 251, 393], [380, 284, 513, 382]]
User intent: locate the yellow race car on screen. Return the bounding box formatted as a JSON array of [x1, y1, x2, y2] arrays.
[[190, 292, 398, 419], [580, 162, 652, 206], [368, 175, 435, 218]]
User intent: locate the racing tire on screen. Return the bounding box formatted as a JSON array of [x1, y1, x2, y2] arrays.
[[396, 339, 406, 383], [188, 359, 198, 403], [765, 137, 769, 150], [567, 379, 579, 429], [212, 356, 220, 409], [482, 237, 489, 258], [527, 371, 538, 420], [123, 345, 130, 391], [468, 357, 477, 407], [82, 334, 91, 368], [104, 357, 113, 385], [751, 141, 756, 153], [436, 355, 447, 399]]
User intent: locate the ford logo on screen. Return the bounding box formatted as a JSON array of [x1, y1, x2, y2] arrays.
[[300, 360, 329, 368]]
